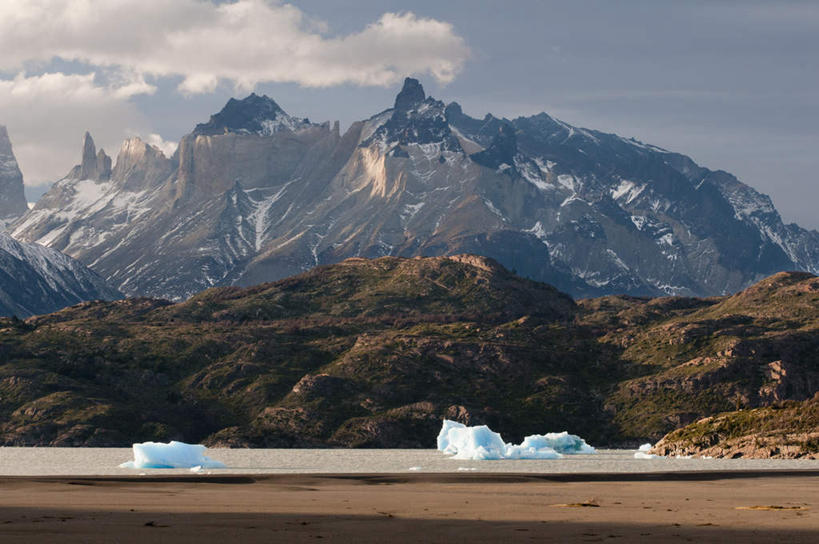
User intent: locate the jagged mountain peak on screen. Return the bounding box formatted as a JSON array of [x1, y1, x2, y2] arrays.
[[394, 77, 426, 111], [0, 125, 27, 221], [363, 77, 461, 152], [0, 125, 12, 145], [117, 135, 169, 159], [109, 135, 174, 191], [193, 92, 312, 136], [69, 131, 111, 181], [81, 131, 95, 157]]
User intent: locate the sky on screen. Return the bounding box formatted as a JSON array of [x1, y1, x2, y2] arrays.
[[1, 0, 817, 229]]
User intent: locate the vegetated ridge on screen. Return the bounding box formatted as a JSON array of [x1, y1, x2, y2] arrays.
[[0, 255, 815, 457]]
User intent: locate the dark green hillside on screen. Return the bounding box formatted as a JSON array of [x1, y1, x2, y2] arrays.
[[0, 258, 816, 455], [587, 272, 819, 441]]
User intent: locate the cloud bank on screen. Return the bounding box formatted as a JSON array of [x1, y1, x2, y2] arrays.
[[0, 0, 469, 94]]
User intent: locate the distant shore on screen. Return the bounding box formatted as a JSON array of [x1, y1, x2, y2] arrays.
[[0, 472, 816, 543]]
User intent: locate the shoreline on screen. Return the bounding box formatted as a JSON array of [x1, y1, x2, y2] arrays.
[[0, 471, 816, 542], [2, 447, 818, 477], [2, 468, 819, 484]]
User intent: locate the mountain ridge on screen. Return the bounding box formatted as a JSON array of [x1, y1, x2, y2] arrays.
[[0, 230, 122, 317], [10, 77, 819, 300]]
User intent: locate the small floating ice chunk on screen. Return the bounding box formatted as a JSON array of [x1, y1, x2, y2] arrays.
[[119, 441, 226, 469], [457, 467, 478, 471], [437, 420, 594, 461], [408, 466, 422, 471], [633, 451, 659, 459], [634, 443, 660, 459], [516, 432, 595, 455]]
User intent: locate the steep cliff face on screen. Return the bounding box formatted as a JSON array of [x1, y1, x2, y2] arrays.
[[0, 126, 28, 223], [12, 80, 819, 300]]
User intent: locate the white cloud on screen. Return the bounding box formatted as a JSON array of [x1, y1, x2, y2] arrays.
[[0, 0, 469, 94]]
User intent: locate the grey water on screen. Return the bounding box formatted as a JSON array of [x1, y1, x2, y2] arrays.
[[0, 448, 817, 476]]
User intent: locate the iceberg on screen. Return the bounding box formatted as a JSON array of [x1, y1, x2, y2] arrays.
[[515, 432, 596, 455], [119, 441, 226, 469], [436, 420, 595, 461], [437, 420, 510, 460]]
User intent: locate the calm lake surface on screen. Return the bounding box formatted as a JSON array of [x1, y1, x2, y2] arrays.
[[0, 448, 818, 476]]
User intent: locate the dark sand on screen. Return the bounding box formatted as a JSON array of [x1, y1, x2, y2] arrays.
[[0, 471, 817, 542]]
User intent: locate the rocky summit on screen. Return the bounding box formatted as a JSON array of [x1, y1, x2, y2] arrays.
[[10, 78, 819, 301], [0, 256, 815, 454], [0, 125, 28, 223]]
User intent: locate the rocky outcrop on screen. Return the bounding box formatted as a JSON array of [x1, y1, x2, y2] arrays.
[[651, 394, 819, 459], [0, 126, 28, 222]]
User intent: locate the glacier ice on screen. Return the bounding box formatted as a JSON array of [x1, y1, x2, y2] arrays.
[[119, 441, 226, 469], [436, 420, 595, 461]]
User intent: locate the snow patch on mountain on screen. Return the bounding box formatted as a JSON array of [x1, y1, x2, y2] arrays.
[[611, 179, 646, 204], [526, 221, 550, 244], [516, 157, 552, 191], [247, 180, 299, 251], [557, 174, 576, 192]]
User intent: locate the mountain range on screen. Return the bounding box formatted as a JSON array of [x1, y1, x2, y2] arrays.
[[7, 78, 819, 301], [0, 126, 119, 317]]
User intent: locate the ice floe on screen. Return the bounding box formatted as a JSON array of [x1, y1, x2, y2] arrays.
[[437, 420, 595, 461], [119, 441, 226, 469], [633, 443, 660, 459]]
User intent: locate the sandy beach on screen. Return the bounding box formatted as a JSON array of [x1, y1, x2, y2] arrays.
[[0, 471, 816, 543]]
